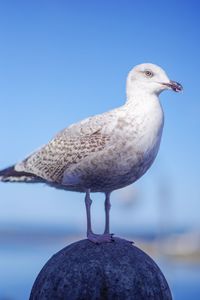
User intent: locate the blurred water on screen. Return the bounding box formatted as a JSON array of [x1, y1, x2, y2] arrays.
[[158, 259, 200, 300], [0, 238, 200, 300]]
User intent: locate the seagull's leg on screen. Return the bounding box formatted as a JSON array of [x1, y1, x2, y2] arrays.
[[103, 192, 133, 244], [85, 189, 93, 236], [104, 191, 112, 235], [85, 189, 113, 244]]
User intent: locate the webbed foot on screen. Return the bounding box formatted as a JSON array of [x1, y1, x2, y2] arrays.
[[87, 233, 114, 244]]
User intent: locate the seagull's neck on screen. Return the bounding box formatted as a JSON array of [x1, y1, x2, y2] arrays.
[[125, 88, 159, 108], [123, 86, 163, 126], [123, 86, 164, 139]]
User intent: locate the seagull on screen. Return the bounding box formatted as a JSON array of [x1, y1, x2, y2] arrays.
[[0, 63, 182, 243]]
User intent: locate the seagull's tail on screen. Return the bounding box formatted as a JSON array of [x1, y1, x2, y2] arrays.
[[0, 165, 45, 183]]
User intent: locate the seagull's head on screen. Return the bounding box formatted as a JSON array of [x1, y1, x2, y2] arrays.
[[126, 63, 183, 97]]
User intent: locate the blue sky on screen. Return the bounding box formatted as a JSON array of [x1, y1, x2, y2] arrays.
[[0, 1, 199, 234]]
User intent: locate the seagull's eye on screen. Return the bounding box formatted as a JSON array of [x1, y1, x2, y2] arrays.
[[144, 70, 153, 78]]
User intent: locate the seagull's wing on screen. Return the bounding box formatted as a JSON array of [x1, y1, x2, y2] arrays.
[[15, 111, 117, 183]]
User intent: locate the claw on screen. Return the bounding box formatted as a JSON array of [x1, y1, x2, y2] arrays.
[[112, 236, 134, 244], [87, 233, 114, 244]]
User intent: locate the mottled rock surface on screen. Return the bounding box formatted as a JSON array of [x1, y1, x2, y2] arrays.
[[30, 238, 172, 300]]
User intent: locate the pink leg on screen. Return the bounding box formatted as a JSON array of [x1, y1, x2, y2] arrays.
[[104, 191, 111, 234], [85, 189, 114, 244], [85, 189, 93, 236]]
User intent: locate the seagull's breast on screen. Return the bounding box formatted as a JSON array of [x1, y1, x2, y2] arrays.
[[109, 99, 164, 180]]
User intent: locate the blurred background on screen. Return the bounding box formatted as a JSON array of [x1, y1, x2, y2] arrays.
[[0, 1, 200, 299]]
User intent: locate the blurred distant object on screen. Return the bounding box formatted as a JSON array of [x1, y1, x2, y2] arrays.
[[114, 185, 140, 209], [160, 230, 200, 261], [157, 172, 174, 235]]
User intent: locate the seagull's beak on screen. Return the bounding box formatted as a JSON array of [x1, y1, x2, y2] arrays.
[[162, 80, 183, 92]]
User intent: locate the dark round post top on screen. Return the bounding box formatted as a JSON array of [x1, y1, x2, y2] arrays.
[[30, 238, 172, 300]]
